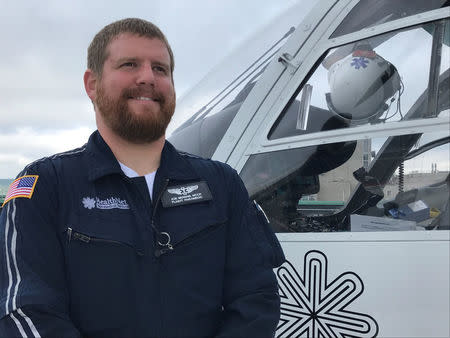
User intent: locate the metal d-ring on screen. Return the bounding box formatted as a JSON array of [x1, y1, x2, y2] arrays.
[[157, 232, 172, 248]]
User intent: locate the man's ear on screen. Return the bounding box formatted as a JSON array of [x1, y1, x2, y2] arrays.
[[84, 69, 98, 102]]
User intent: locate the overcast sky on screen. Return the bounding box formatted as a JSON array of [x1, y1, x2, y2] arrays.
[[0, 0, 301, 178]]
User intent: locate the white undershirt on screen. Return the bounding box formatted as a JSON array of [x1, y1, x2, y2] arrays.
[[119, 162, 156, 200]]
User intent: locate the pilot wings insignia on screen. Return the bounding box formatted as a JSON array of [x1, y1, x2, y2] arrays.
[[168, 185, 199, 196]]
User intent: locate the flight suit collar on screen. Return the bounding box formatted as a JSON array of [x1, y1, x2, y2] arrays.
[[86, 131, 123, 182], [151, 141, 201, 203], [85, 130, 199, 182], [157, 141, 200, 181]]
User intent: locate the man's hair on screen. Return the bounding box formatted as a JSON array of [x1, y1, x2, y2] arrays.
[[87, 18, 174, 77]]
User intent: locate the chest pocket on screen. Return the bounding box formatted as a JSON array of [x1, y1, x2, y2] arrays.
[[66, 207, 146, 254], [65, 209, 147, 284], [158, 199, 227, 248], [65, 209, 148, 333]]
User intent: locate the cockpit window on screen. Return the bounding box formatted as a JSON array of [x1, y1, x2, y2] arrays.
[[330, 0, 449, 38], [269, 19, 450, 140], [241, 18, 450, 233], [241, 132, 450, 233]]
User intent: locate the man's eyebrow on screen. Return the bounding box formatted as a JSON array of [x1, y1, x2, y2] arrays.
[[112, 58, 170, 69], [152, 60, 170, 69], [114, 57, 138, 65]]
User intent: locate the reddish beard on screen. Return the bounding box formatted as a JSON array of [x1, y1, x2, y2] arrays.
[[95, 84, 175, 144]]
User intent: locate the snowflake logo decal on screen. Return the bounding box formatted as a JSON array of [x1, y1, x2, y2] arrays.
[[351, 57, 369, 69], [276, 250, 379, 337], [82, 197, 96, 210]]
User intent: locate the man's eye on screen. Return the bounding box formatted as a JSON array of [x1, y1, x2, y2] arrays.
[[122, 62, 137, 68], [153, 65, 167, 74]]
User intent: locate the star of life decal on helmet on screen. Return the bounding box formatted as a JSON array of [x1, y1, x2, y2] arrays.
[[82, 196, 130, 210], [350, 56, 370, 69]]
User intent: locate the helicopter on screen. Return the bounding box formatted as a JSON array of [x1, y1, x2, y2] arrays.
[[168, 0, 450, 337]]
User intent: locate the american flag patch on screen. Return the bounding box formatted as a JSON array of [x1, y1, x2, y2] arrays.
[[2, 175, 39, 206]]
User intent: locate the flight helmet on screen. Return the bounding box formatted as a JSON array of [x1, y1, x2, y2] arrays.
[[326, 49, 401, 123]]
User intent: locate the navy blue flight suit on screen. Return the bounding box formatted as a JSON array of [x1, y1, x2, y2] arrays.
[[0, 131, 285, 337]]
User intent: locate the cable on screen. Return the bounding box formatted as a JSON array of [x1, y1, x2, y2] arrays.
[[398, 162, 404, 193]]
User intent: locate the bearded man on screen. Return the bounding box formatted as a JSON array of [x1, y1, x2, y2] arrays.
[[0, 18, 284, 337]]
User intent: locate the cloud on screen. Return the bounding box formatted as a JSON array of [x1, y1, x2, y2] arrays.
[[0, 0, 301, 177], [163, 1, 298, 95], [0, 126, 95, 178], [0, 95, 94, 132]]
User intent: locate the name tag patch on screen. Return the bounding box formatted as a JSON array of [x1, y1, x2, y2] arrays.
[[162, 181, 212, 207]]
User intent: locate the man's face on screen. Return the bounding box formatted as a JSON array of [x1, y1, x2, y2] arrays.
[[94, 33, 175, 144]]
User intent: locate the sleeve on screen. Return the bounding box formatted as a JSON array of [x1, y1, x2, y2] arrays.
[[217, 169, 285, 337], [0, 164, 81, 337]]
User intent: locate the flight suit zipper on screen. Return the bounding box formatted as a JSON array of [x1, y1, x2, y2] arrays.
[[151, 178, 173, 257], [150, 177, 224, 335], [154, 221, 225, 257], [66, 227, 144, 256], [150, 177, 170, 337]]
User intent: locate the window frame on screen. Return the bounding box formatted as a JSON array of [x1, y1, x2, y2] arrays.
[[226, 7, 450, 174]]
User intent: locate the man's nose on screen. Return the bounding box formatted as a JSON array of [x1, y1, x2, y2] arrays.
[[136, 64, 155, 86]]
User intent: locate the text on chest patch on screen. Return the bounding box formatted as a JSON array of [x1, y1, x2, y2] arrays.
[[162, 181, 212, 207], [82, 196, 130, 210]]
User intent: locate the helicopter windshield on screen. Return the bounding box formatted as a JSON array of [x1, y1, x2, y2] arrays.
[[168, 2, 316, 158]]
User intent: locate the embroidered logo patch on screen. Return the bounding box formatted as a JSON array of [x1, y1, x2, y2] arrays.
[[82, 196, 130, 210], [162, 181, 212, 207], [2, 175, 38, 206]]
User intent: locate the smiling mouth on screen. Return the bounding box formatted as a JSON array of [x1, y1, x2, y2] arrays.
[[130, 96, 159, 102]]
